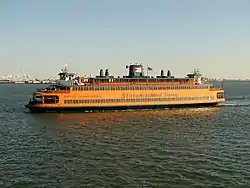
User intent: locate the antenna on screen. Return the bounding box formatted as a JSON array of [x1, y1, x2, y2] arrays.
[[67, 60, 72, 67], [21, 67, 26, 81]]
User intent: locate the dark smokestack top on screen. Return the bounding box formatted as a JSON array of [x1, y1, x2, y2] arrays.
[[100, 69, 104, 77], [167, 70, 171, 77], [105, 69, 109, 77], [160, 69, 164, 77]]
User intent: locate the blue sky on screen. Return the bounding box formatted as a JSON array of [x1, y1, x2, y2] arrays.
[[1, 0, 250, 79]]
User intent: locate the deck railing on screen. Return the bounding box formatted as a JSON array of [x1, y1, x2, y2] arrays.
[[43, 90, 70, 93], [36, 89, 70, 93]]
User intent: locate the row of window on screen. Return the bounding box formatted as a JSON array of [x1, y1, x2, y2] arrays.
[[89, 78, 191, 83], [64, 96, 214, 104], [72, 84, 212, 91]]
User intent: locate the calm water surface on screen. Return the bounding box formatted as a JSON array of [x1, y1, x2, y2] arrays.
[[1, 82, 250, 187]]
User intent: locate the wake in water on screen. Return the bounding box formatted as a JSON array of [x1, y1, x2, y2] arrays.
[[220, 103, 250, 107], [221, 95, 250, 107], [220, 100, 250, 107], [225, 95, 250, 101]]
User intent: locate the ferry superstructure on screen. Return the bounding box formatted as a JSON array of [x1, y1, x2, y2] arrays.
[[25, 63, 225, 112]]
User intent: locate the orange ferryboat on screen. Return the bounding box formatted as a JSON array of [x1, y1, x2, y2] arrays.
[[25, 63, 225, 112]]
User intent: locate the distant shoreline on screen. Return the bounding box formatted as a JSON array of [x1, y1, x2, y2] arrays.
[[0, 82, 52, 85], [211, 80, 250, 82]]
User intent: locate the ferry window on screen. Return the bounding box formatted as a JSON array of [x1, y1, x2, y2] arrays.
[[44, 96, 59, 104]]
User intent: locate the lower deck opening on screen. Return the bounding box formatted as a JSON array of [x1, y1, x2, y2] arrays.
[[217, 92, 224, 99]]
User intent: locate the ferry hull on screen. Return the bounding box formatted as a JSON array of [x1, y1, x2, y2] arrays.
[[25, 102, 220, 113]]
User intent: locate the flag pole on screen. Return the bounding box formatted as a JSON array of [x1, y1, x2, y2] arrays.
[[146, 64, 149, 82], [147, 64, 149, 77]]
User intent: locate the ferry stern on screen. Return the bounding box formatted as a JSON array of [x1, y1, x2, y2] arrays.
[[25, 100, 45, 113], [25, 84, 70, 113]]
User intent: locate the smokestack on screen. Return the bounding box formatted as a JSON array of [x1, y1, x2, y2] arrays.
[[161, 69, 164, 77], [105, 69, 109, 77], [100, 69, 104, 77], [167, 70, 171, 77]]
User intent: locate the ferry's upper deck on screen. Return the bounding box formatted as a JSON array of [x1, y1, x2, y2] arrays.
[[57, 63, 207, 87]]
